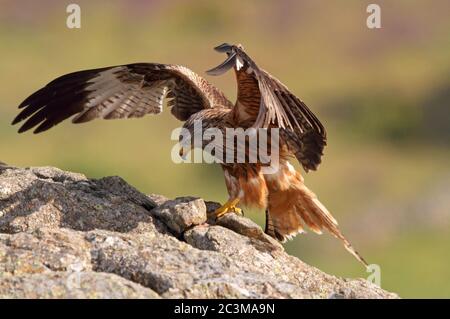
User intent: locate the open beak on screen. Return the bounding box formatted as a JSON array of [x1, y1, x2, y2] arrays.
[[206, 43, 237, 76], [206, 52, 237, 76]]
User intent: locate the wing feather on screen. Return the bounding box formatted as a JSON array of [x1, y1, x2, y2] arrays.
[[232, 49, 327, 171], [13, 63, 232, 133]]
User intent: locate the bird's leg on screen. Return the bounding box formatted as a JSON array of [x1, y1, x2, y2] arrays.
[[213, 197, 242, 219]]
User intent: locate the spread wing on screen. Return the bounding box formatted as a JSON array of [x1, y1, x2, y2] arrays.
[[232, 50, 327, 172], [13, 63, 233, 133]]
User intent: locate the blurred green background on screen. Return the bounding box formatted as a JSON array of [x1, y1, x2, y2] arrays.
[[1, 0, 449, 298]]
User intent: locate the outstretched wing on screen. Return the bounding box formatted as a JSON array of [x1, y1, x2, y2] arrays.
[[13, 63, 232, 133], [211, 45, 326, 171]]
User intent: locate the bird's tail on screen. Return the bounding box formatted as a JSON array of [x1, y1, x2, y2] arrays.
[[265, 164, 368, 267]]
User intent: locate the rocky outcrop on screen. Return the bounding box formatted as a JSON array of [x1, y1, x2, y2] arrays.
[[0, 165, 398, 299]]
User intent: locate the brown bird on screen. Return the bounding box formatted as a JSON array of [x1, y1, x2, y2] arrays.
[[12, 43, 367, 266]]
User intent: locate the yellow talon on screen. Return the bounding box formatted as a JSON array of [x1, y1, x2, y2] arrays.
[[214, 198, 242, 219]]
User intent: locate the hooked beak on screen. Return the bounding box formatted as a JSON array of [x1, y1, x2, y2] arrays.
[[213, 42, 233, 53], [206, 43, 237, 76]]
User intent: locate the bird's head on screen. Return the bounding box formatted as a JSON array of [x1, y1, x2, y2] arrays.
[[206, 43, 255, 76]]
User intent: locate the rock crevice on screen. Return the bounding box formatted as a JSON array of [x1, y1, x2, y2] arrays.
[[0, 165, 398, 299]]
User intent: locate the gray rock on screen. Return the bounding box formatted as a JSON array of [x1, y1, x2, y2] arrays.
[[0, 166, 399, 299], [0, 166, 164, 235], [0, 228, 91, 274], [214, 213, 283, 249], [0, 272, 160, 299], [151, 196, 207, 236]]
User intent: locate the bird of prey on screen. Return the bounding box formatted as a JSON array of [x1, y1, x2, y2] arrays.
[[13, 43, 367, 266]]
